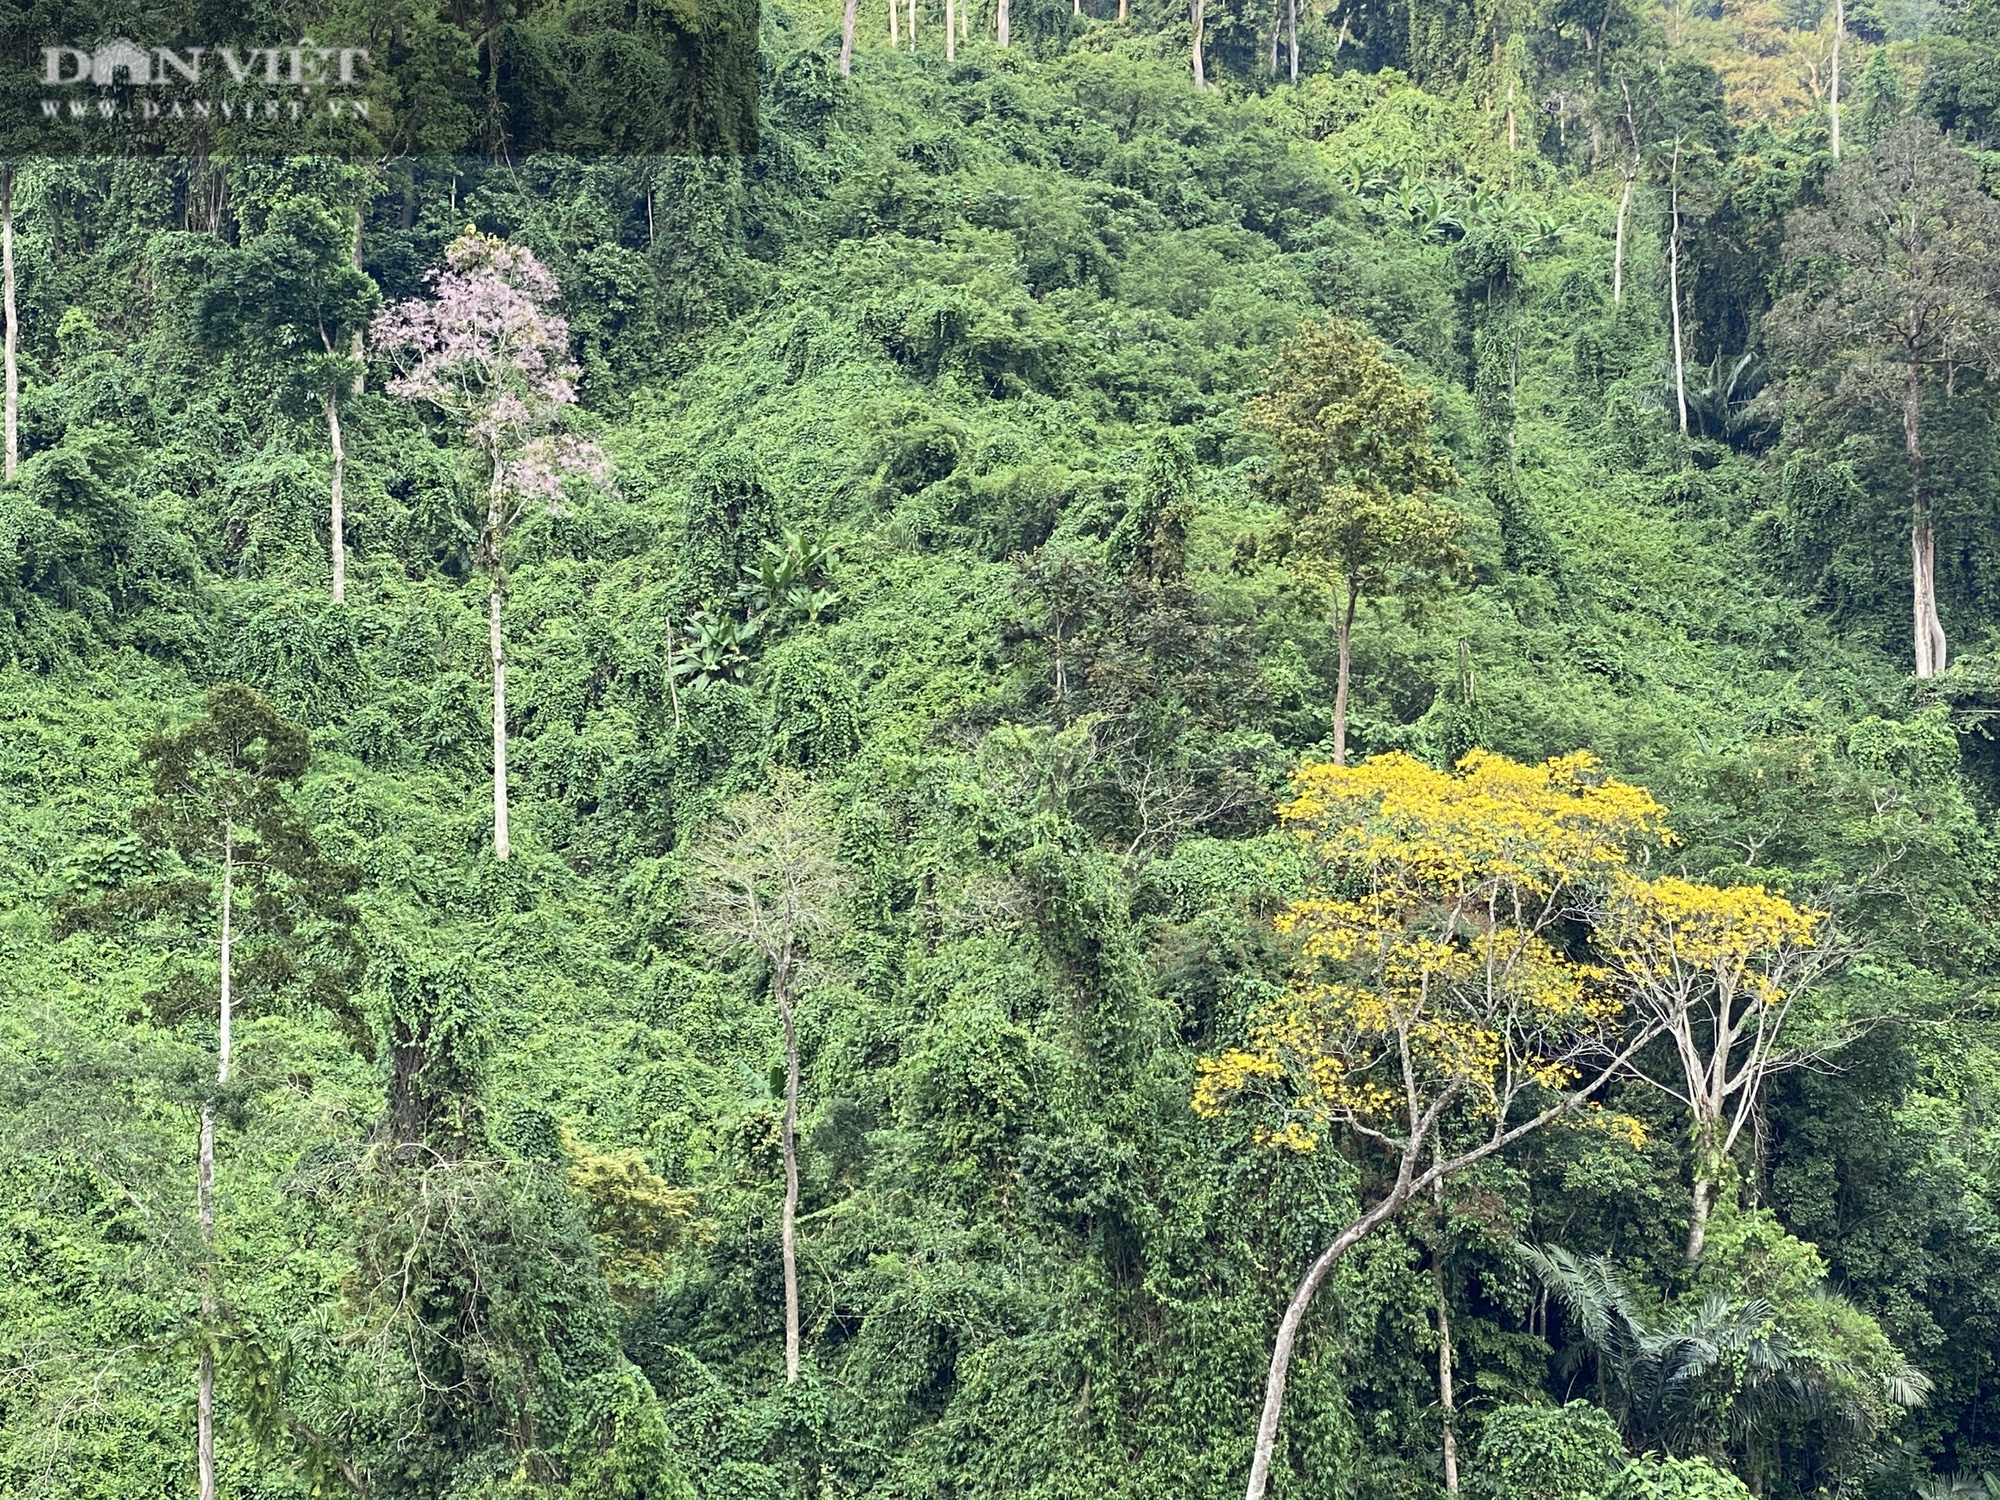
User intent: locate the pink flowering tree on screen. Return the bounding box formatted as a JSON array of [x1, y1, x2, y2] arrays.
[[371, 231, 608, 859]]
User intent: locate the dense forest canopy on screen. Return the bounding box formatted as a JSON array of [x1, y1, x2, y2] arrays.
[[4, 0, 2000, 1497]]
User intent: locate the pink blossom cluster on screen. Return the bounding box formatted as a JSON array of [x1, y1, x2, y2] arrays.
[[370, 232, 607, 502]]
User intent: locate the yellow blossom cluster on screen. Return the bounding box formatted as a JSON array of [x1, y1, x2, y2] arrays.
[[1278, 749, 1670, 896], [1605, 875, 1823, 1009], [1197, 749, 1672, 1152]]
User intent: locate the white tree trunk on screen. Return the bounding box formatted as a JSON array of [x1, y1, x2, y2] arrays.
[[1669, 152, 1689, 436], [1830, 0, 1843, 159], [197, 828, 234, 1500], [843, 0, 859, 72], [1287, 0, 1298, 81], [1906, 370, 1947, 677], [1332, 577, 1357, 766], [1245, 1201, 1405, 1499], [780, 983, 801, 1381], [1613, 169, 1633, 305], [948, 0, 958, 59], [1191, 0, 1206, 87], [3, 166, 16, 485], [1436, 1267, 1459, 1492], [491, 581, 509, 860], [487, 465, 510, 860], [325, 390, 346, 604], [1687, 1170, 1714, 1262], [996, 0, 1007, 46]]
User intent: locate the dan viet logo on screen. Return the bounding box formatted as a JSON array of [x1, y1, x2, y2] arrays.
[[33, 38, 374, 127]]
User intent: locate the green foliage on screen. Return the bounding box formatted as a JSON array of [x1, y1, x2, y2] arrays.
[[3, 12, 2000, 1500], [1601, 1455, 1755, 1500], [1471, 1401, 1627, 1500], [762, 640, 863, 770]]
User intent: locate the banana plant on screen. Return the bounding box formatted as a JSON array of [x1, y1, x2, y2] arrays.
[[670, 610, 760, 694]]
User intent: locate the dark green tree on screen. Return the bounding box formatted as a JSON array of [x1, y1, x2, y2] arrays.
[[198, 192, 379, 604], [58, 683, 360, 1500], [1767, 119, 2000, 678]]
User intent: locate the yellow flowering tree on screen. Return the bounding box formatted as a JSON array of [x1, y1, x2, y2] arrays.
[[1601, 875, 1835, 1262], [1201, 749, 1676, 1500]]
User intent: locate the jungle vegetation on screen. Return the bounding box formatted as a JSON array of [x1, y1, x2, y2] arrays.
[[3, 0, 2000, 1497]]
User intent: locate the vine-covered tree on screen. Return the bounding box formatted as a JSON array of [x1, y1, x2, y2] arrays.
[[198, 191, 378, 603], [57, 685, 359, 1500], [1768, 119, 2000, 678]]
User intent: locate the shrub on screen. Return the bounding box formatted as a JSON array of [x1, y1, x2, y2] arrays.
[[1602, 1455, 1755, 1500], [1471, 1401, 1626, 1500]]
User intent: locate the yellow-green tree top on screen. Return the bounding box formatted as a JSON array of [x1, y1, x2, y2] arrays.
[[1244, 318, 1459, 515]]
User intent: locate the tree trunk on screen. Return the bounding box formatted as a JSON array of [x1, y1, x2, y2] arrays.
[[1287, 0, 1298, 82], [891, 0, 900, 48], [1270, 0, 1281, 74], [1904, 367, 1946, 677], [842, 0, 858, 73], [780, 982, 802, 1382], [349, 209, 366, 396], [1612, 168, 1633, 305], [1245, 1194, 1408, 1500], [1687, 1172, 1714, 1262], [1332, 576, 1357, 766], [325, 390, 347, 604], [1436, 1264, 1459, 1493], [490, 580, 509, 859], [1119, 0, 1128, 20], [197, 827, 234, 1500], [1191, 0, 1206, 88], [3, 166, 16, 485], [948, 0, 958, 58], [1830, 0, 1843, 159], [909, 0, 918, 47], [1669, 148, 1689, 436], [995, 0, 1007, 43], [486, 468, 511, 860]]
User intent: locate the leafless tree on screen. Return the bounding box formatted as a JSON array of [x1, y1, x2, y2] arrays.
[[690, 774, 854, 1382]]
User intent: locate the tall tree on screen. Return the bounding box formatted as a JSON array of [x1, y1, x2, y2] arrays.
[[371, 231, 607, 859], [58, 685, 360, 1500], [3, 163, 16, 484], [1670, 137, 1691, 434], [1244, 318, 1464, 766], [1197, 750, 1677, 1500], [690, 773, 853, 1383], [197, 194, 379, 604], [1767, 119, 2000, 678], [1831, 0, 1846, 159], [1603, 875, 1837, 1260]]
